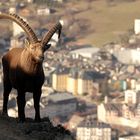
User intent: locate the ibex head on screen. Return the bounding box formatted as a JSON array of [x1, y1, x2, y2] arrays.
[[0, 13, 62, 63], [24, 40, 51, 63]]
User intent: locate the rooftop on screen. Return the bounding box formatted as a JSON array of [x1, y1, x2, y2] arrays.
[[78, 120, 111, 128], [54, 65, 70, 75], [48, 93, 76, 103], [104, 103, 122, 113], [119, 135, 140, 140], [78, 70, 106, 80], [70, 47, 100, 58]]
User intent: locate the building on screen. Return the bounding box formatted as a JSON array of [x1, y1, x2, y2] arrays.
[[134, 19, 140, 34], [119, 135, 140, 140], [9, 7, 16, 14], [56, 0, 64, 3], [113, 49, 140, 65], [135, 103, 140, 119], [68, 114, 85, 131], [12, 17, 27, 36], [135, 80, 140, 91], [98, 103, 122, 122], [52, 66, 69, 92], [67, 68, 104, 96], [44, 92, 77, 118], [122, 104, 135, 119], [26, 0, 34, 3], [37, 7, 50, 16], [77, 119, 111, 140], [70, 47, 99, 59], [67, 67, 78, 95], [124, 90, 140, 104], [34, 0, 65, 3], [52, 66, 105, 95], [10, 33, 25, 48], [26, 92, 77, 118], [77, 70, 104, 95]]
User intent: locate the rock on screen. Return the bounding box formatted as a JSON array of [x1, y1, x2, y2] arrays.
[[0, 114, 75, 140]]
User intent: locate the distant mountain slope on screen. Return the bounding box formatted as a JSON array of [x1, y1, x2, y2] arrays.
[[64, 0, 140, 47]]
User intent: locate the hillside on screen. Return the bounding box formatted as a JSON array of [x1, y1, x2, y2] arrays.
[[0, 0, 140, 48], [64, 0, 140, 47]]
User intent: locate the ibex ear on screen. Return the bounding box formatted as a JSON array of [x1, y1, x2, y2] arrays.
[[24, 39, 30, 48], [44, 44, 51, 51]]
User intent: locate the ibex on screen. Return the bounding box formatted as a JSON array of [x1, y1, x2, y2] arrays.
[[0, 13, 62, 122]]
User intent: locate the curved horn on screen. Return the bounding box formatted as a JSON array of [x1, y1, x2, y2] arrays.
[[0, 13, 38, 43], [41, 22, 62, 45]]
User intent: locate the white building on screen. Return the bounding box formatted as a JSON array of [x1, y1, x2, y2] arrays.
[[12, 17, 27, 36], [134, 19, 140, 34], [37, 8, 50, 16], [135, 103, 140, 119], [27, 0, 34, 3], [114, 49, 140, 65], [119, 135, 140, 140], [77, 120, 111, 140], [124, 90, 140, 104], [98, 103, 122, 122], [55, 0, 64, 3], [9, 7, 16, 14], [70, 47, 99, 59]]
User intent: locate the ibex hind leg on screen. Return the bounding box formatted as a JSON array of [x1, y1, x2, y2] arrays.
[[2, 79, 12, 116]]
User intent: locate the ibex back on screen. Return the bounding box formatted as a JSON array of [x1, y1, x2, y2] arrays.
[[0, 13, 62, 122]]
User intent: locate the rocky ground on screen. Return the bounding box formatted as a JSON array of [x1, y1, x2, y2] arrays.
[[0, 114, 74, 140]]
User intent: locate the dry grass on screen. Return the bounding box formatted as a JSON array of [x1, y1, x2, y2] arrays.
[[69, 0, 140, 47]]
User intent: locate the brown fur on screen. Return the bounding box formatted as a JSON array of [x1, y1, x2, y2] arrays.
[[2, 43, 50, 122], [1, 13, 62, 122]]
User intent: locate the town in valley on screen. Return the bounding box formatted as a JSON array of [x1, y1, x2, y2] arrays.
[[0, 0, 140, 140]]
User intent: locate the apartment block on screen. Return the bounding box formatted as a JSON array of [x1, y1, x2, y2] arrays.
[[77, 120, 111, 140], [122, 104, 135, 119], [67, 67, 78, 95], [124, 90, 140, 104], [52, 66, 69, 92], [98, 103, 122, 122], [52, 67, 105, 96]]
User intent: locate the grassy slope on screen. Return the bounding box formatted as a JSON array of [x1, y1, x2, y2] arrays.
[[72, 0, 140, 47]]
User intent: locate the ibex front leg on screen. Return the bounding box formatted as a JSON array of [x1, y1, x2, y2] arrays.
[[33, 89, 41, 122], [17, 90, 26, 122]]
